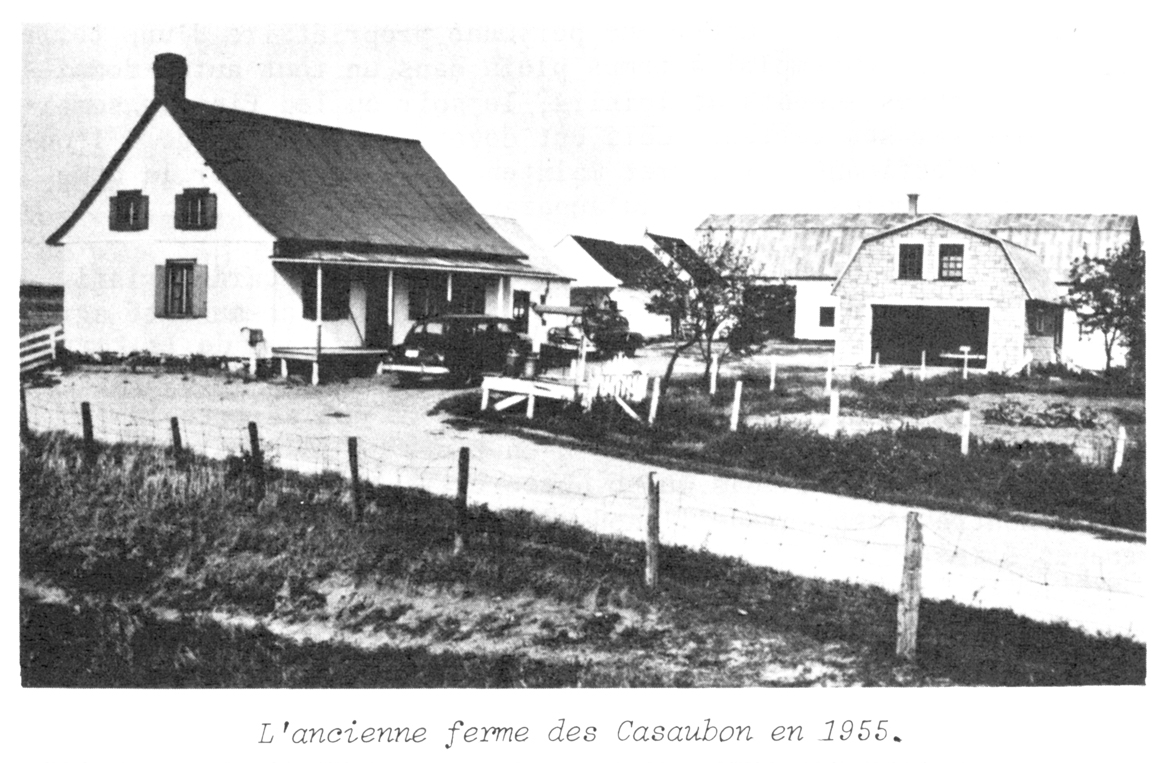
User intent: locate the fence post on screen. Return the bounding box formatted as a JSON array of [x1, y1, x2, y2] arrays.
[[648, 376, 661, 427], [454, 446, 470, 555], [1112, 426, 1127, 474], [526, 394, 536, 420], [730, 380, 743, 432], [770, 358, 777, 392], [709, 355, 719, 396], [170, 416, 184, 463], [81, 401, 95, 466], [825, 365, 833, 396], [960, 410, 971, 456], [645, 471, 660, 590], [920, 350, 926, 379], [827, 390, 840, 433], [247, 421, 265, 501], [896, 511, 924, 661], [20, 386, 29, 441], [348, 436, 364, 522]]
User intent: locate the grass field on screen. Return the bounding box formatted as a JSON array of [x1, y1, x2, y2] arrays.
[[20, 432, 1145, 687]]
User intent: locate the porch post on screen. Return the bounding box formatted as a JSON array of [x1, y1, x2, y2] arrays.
[[447, 272, 453, 304], [498, 276, 506, 318], [387, 269, 395, 344], [314, 264, 323, 386]]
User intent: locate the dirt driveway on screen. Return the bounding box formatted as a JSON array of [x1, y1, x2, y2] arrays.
[[23, 365, 1145, 641]]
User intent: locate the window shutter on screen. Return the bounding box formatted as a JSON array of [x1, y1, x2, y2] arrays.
[[174, 194, 183, 229], [205, 193, 217, 229], [109, 197, 118, 230], [192, 264, 209, 318], [154, 265, 167, 317], [139, 195, 150, 230]]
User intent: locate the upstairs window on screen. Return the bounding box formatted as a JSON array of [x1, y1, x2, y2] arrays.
[[898, 244, 924, 280], [938, 244, 965, 280], [302, 270, 350, 321], [109, 190, 149, 231], [819, 306, 836, 327], [154, 260, 207, 318], [175, 188, 217, 230]]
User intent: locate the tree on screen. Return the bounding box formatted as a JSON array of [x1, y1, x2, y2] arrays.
[[1067, 242, 1145, 375], [636, 227, 760, 393]]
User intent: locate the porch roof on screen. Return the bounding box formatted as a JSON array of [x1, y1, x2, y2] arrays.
[[271, 251, 565, 280]]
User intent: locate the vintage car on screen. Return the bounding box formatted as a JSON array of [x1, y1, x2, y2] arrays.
[[383, 314, 530, 386], [543, 304, 643, 359]]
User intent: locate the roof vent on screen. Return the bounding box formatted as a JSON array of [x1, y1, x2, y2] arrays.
[[153, 53, 187, 102], [908, 193, 919, 216]]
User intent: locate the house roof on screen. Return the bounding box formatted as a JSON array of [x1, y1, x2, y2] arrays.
[[834, 215, 1063, 302], [271, 250, 552, 279], [569, 235, 672, 287], [644, 231, 722, 285], [48, 98, 525, 260], [698, 212, 1139, 281], [483, 215, 573, 281]]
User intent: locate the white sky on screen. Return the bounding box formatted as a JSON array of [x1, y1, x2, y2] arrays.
[[18, 7, 1168, 286]]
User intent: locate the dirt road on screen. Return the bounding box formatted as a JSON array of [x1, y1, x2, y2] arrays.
[[24, 368, 1145, 641]]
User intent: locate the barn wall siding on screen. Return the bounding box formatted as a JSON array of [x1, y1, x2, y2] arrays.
[[834, 221, 1029, 370], [791, 280, 838, 341]]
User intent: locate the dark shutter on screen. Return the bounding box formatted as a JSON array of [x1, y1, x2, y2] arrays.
[[174, 194, 184, 229], [109, 197, 118, 230], [205, 193, 217, 229], [138, 195, 150, 230], [154, 265, 167, 317], [192, 264, 209, 318]]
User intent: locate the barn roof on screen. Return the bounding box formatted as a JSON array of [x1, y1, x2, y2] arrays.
[[570, 235, 672, 287], [48, 94, 525, 260], [834, 215, 1063, 302], [698, 212, 1139, 281]]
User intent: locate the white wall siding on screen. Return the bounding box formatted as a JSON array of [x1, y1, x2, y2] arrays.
[[791, 280, 837, 341]]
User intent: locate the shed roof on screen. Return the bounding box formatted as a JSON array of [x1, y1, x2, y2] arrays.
[[48, 98, 525, 260], [698, 212, 1139, 281], [570, 235, 672, 287], [644, 231, 722, 286]]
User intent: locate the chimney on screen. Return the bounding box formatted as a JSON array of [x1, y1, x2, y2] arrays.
[[153, 53, 187, 102], [907, 193, 919, 216]]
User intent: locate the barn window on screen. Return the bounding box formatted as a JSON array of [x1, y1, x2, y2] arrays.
[[154, 260, 207, 318], [938, 244, 964, 280], [174, 188, 217, 230], [898, 244, 924, 280], [302, 269, 350, 321], [819, 307, 836, 327], [109, 190, 149, 231], [1027, 301, 1058, 336]]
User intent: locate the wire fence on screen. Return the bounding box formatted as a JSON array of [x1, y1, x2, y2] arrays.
[[20, 394, 1144, 642]]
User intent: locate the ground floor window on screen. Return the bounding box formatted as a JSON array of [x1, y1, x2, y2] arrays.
[[1026, 301, 1059, 336], [302, 269, 350, 321], [512, 289, 531, 328], [819, 306, 836, 327], [154, 260, 207, 318]]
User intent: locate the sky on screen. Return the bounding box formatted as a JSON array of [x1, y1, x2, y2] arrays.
[[18, 7, 1168, 286]]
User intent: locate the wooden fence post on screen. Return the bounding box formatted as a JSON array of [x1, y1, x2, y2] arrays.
[[81, 401, 95, 466], [348, 436, 364, 523], [526, 393, 536, 420], [20, 386, 29, 441], [896, 511, 924, 661], [170, 416, 184, 463], [920, 350, 927, 378], [454, 446, 470, 555], [709, 355, 719, 396], [1112, 426, 1127, 474], [827, 390, 840, 433], [648, 376, 661, 426], [960, 410, 971, 456], [248, 421, 265, 501], [769, 358, 777, 392], [645, 471, 660, 590], [825, 365, 833, 396], [730, 380, 743, 432]]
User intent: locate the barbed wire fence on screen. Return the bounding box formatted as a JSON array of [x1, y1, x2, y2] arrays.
[[20, 394, 1143, 648]]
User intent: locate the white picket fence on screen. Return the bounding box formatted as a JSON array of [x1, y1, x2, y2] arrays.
[[20, 324, 65, 375]]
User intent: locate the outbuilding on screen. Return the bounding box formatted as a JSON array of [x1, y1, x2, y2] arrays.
[[832, 215, 1065, 372]]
